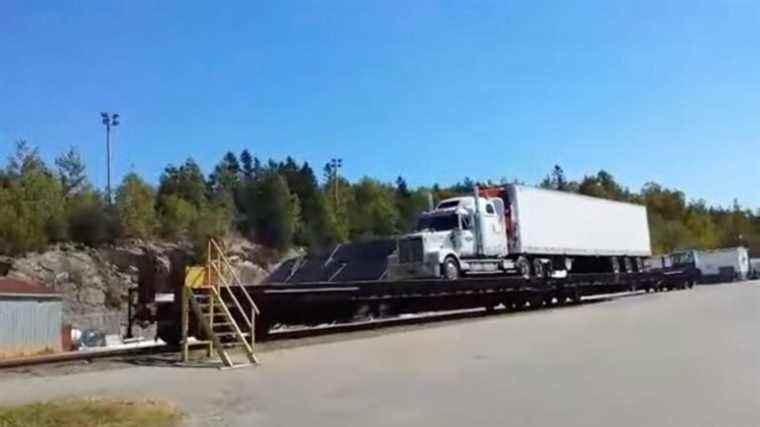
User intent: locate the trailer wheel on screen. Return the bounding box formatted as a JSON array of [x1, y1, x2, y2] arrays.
[[442, 257, 460, 281]]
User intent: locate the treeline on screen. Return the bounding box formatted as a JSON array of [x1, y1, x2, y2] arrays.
[[1, 142, 758, 258], [0, 141, 428, 257]]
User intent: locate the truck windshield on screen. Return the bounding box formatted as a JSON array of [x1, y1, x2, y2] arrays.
[[671, 252, 695, 266], [415, 214, 459, 232]]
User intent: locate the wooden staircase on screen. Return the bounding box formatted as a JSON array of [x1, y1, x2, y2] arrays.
[[181, 239, 260, 369]]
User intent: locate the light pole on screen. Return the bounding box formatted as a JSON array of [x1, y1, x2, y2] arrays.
[[101, 112, 120, 204]]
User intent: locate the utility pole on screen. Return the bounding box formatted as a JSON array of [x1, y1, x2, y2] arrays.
[[101, 112, 120, 204]]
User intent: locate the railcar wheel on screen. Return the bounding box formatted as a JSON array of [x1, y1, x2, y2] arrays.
[[516, 257, 531, 279], [442, 257, 460, 281], [532, 258, 545, 279], [566, 288, 580, 304]]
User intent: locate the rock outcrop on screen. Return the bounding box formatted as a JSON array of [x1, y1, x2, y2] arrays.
[[3, 238, 282, 336]]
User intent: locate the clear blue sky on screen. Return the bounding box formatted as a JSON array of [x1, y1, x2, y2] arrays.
[[1, 1, 758, 207]]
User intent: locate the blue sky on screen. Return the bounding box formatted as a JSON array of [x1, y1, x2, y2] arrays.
[[1, 1, 758, 207]]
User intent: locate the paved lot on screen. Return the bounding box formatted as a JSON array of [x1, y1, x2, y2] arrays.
[[2, 282, 760, 427]]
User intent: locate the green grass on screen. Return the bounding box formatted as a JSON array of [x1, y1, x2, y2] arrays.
[[0, 398, 182, 427]]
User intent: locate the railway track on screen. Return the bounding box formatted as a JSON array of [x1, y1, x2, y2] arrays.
[[0, 341, 170, 370]]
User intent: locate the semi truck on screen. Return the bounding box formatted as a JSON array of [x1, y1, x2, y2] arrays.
[[670, 247, 750, 282], [388, 184, 652, 280]]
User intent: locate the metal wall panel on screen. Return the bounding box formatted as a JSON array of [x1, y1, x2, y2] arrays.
[[0, 297, 62, 357]]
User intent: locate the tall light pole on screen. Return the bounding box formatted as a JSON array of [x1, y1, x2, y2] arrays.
[[101, 112, 120, 204]]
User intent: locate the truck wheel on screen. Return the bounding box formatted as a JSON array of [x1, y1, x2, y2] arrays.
[[442, 257, 460, 281]]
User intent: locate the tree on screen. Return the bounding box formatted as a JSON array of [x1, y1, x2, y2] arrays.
[[395, 176, 410, 197], [240, 149, 254, 180], [540, 164, 573, 191], [159, 194, 198, 239], [578, 170, 627, 200], [55, 147, 87, 197], [158, 159, 208, 208], [277, 160, 338, 248], [0, 143, 65, 254], [116, 173, 158, 238], [188, 203, 233, 260], [349, 178, 400, 239], [208, 151, 241, 201], [6, 140, 46, 177], [253, 172, 300, 251], [394, 176, 428, 232]]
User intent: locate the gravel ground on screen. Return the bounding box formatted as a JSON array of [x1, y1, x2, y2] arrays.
[[2, 282, 759, 427]]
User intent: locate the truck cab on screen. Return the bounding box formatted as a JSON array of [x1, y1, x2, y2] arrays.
[[388, 195, 509, 280]]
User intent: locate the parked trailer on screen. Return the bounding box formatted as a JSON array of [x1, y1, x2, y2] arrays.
[[152, 268, 697, 344], [751, 258, 760, 280], [671, 247, 750, 283]]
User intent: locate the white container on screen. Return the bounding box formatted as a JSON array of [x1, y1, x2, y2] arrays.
[[750, 258, 760, 279], [694, 247, 750, 280], [506, 185, 651, 257]]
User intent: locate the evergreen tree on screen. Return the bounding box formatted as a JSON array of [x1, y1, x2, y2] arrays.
[[55, 147, 87, 197], [254, 172, 300, 251], [240, 149, 254, 180], [158, 158, 208, 208]]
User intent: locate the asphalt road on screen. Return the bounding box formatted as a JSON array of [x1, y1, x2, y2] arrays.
[[2, 282, 759, 427]]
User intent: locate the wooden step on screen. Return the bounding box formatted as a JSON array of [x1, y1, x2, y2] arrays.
[[215, 331, 252, 338], [211, 321, 233, 328]]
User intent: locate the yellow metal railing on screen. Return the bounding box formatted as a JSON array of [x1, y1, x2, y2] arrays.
[[181, 238, 259, 368]]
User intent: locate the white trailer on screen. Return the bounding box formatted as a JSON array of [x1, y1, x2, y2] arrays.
[[506, 185, 651, 257], [672, 247, 750, 282], [389, 184, 652, 280], [750, 258, 760, 279]]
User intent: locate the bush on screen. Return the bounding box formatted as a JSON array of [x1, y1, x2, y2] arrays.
[[67, 192, 116, 246]]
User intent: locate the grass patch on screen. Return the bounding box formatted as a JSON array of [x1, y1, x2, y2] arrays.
[[0, 398, 181, 427]]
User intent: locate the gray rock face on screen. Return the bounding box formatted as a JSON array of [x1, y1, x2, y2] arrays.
[[3, 239, 279, 336]]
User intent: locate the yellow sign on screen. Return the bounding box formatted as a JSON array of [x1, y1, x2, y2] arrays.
[[185, 266, 207, 288]]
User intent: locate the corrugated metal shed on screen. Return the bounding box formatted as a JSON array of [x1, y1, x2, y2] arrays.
[[0, 278, 63, 358]]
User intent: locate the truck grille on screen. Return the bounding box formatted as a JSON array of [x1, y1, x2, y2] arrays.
[[398, 237, 424, 263]]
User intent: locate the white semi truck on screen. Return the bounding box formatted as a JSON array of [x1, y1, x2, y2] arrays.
[[388, 184, 652, 280]]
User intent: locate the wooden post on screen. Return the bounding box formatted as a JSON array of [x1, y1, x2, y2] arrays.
[[181, 285, 189, 363], [206, 288, 214, 358]]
